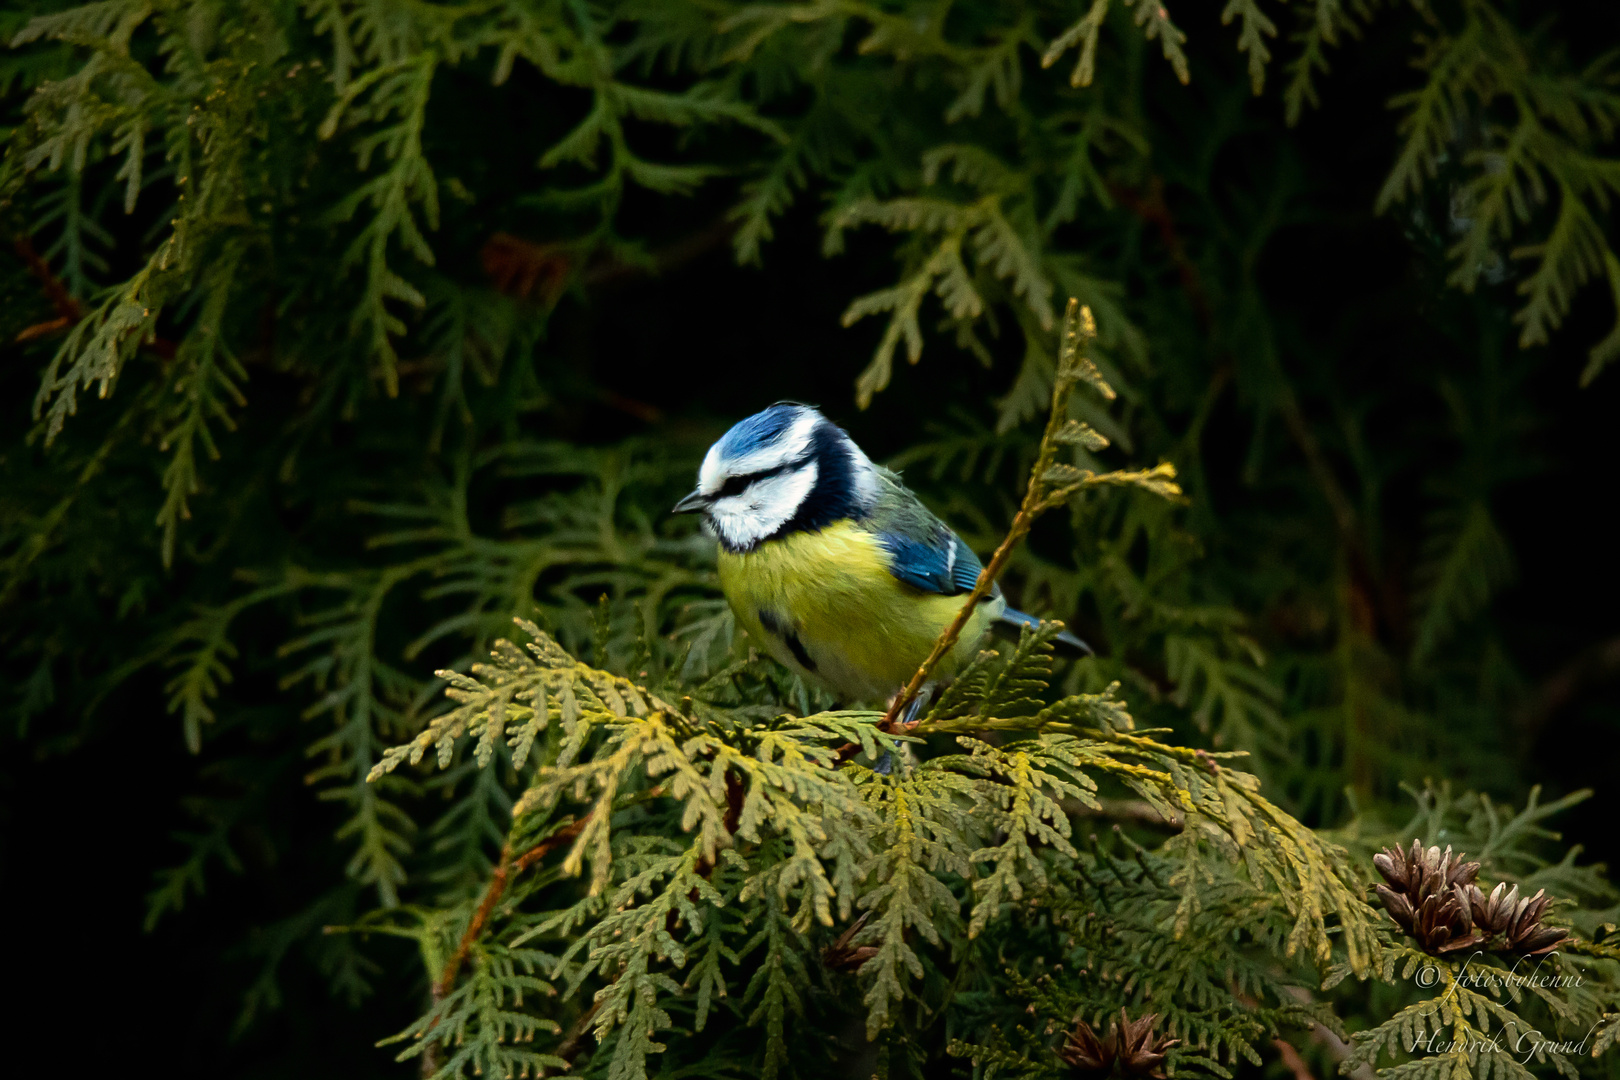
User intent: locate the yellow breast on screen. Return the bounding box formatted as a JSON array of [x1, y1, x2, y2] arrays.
[[716, 520, 997, 703]]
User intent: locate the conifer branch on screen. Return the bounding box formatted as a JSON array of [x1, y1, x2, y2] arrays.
[[434, 814, 593, 1003], [11, 233, 179, 357]]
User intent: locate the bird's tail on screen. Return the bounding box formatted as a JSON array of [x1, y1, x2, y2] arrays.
[[993, 608, 1093, 657]]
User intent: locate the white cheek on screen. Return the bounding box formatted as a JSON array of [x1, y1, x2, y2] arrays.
[[707, 495, 752, 547], [707, 463, 819, 549]]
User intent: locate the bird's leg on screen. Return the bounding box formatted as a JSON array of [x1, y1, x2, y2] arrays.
[[875, 684, 936, 775], [898, 683, 935, 731]]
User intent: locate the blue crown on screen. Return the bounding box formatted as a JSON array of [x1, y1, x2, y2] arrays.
[[715, 403, 817, 459]]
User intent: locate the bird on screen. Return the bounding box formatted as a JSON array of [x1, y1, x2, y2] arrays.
[[673, 403, 1090, 717]]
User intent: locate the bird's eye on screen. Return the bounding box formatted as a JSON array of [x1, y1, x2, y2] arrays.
[[715, 459, 800, 499], [716, 474, 753, 498]]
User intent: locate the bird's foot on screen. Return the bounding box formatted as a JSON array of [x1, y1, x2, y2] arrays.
[[897, 684, 934, 731]]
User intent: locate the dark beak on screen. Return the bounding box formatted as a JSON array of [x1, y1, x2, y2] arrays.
[[672, 489, 709, 515]]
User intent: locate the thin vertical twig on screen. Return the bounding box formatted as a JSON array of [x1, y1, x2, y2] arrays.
[[433, 813, 592, 1003], [12, 234, 83, 325], [877, 299, 1103, 732]]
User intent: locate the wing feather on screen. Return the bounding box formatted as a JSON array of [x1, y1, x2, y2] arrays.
[[865, 467, 992, 596], [876, 529, 986, 596]]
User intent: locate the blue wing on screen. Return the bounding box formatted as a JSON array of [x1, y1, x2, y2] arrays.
[[876, 528, 985, 596], [877, 526, 1094, 656]]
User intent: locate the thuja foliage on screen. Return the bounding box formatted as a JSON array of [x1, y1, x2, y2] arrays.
[[328, 304, 1618, 1080], [365, 622, 1367, 1079], [360, 318, 1371, 1079], [2, 0, 1619, 1075]]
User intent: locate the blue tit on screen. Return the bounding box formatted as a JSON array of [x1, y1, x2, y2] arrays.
[[673, 403, 1090, 708]]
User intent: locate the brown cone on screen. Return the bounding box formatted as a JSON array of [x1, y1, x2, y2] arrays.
[[1116, 1009, 1180, 1078], [1060, 1010, 1179, 1079], [1058, 1015, 1116, 1078], [1373, 841, 1485, 955], [822, 911, 879, 971], [1374, 844, 1569, 958]]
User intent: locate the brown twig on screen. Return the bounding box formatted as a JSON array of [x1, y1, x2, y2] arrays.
[[1273, 1038, 1318, 1080], [686, 769, 744, 885], [15, 315, 73, 343], [1063, 797, 1185, 831], [10, 233, 179, 357], [1109, 180, 1360, 543], [875, 505, 1034, 732], [1517, 634, 1620, 741], [433, 814, 592, 1003], [1109, 179, 1210, 328], [562, 775, 739, 1065], [12, 234, 83, 324], [584, 215, 737, 289], [482, 217, 737, 303], [1278, 986, 1375, 1080], [1234, 984, 1361, 1080], [1110, 178, 1403, 651], [481, 232, 574, 305], [830, 302, 1109, 767], [722, 769, 744, 835]]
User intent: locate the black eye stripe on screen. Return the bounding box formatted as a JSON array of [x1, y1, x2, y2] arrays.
[[715, 458, 805, 498]]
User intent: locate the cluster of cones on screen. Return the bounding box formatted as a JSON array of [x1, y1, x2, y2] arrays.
[[1372, 840, 1568, 957], [830, 841, 1566, 1080], [1059, 1009, 1179, 1080]]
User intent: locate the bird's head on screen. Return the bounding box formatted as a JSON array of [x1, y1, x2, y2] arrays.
[[673, 403, 879, 552]]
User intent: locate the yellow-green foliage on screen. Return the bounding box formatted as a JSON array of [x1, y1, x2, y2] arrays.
[[366, 611, 1387, 1079]]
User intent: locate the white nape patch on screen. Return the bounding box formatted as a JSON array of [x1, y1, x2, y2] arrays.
[[699, 411, 820, 495], [709, 461, 819, 550], [843, 438, 881, 511]]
